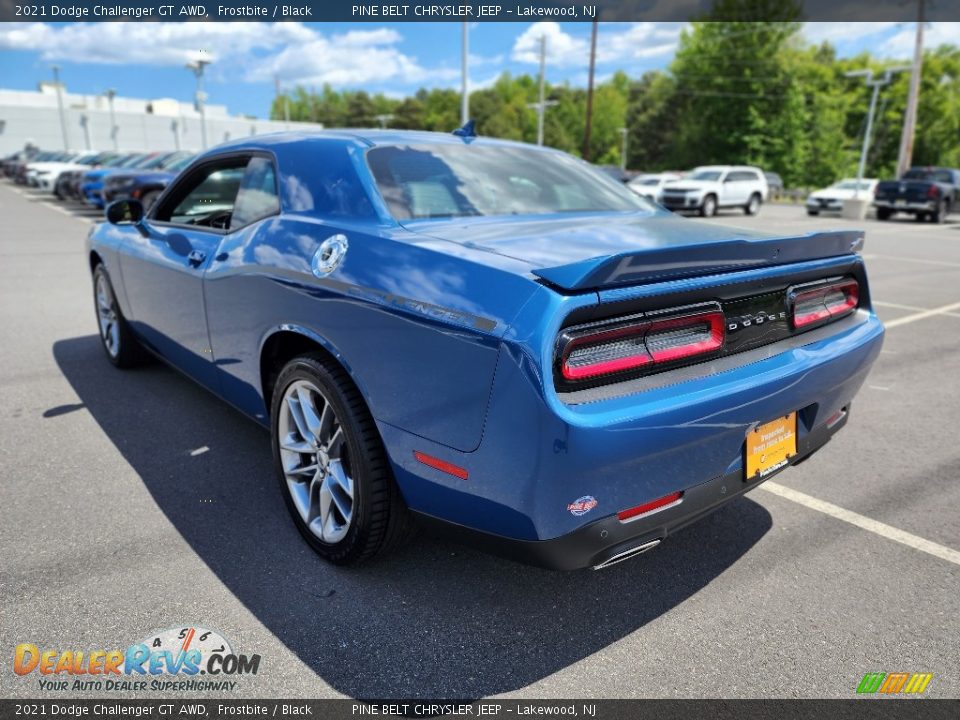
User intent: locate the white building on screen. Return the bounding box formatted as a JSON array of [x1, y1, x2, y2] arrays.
[[0, 83, 321, 155]]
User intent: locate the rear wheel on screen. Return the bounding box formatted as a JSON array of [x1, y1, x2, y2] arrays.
[[876, 207, 891, 221], [744, 193, 762, 216], [807, 209, 819, 216], [700, 194, 717, 217], [92, 265, 148, 368], [930, 199, 947, 224], [271, 355, 413, 565]]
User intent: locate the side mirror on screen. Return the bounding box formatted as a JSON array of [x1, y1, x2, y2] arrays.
[[106, 199, 144, 226]]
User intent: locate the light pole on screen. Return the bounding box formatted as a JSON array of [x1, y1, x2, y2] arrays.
[[374, 114, 394, 129], [460, 22, 469, 125], [104, 89, 118, 151], [845, 67, 911, 198], [186, 58, 211, 150], [527, 35, 557, 146], [52, 65, 69, 150], [619, 128, 628, 172]]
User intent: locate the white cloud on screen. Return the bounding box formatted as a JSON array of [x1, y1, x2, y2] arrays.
[[880, 22, 960, 58], [247, 28, 458, 87], [0, 21, 313, 66], [511, 22, 684, 69]]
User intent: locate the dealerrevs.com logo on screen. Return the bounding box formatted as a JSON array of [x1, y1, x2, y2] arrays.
[[13, 626, 261, 692]]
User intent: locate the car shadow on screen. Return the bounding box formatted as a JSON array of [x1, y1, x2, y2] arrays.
[[52, 335, 773, 699]]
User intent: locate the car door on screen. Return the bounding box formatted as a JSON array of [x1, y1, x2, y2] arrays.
[[721, 170, 747, 206], [118, 154, 249, 392]]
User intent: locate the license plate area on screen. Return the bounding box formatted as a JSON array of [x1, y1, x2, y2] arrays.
[[745, 412, 797, 481]]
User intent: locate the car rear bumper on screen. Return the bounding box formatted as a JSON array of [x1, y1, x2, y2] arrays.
[[874, 199, 935, 212], [414, 405, 849, 571]]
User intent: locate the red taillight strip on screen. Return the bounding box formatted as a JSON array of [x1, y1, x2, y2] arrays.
[[790, 279, 859, 330], [618, 491, 684, 522], [413, 451, 469, 480], [645, 311, 725, 363], [561, 323, 652, 380]]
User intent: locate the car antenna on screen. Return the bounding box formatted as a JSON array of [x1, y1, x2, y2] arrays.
[[452, 119, 476, 140]]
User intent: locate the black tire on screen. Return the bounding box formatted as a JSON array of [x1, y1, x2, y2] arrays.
[[876, 208, 891, 221], [930, 199, 947, 224], [914, 212, 927, 222], [140, 190, 162, 212], [744, 193, 762, 216], [92, 264, 148, 368], [271, 354, 414, 565], [699, 194, 717, 217], [807, 209, 819, 216]]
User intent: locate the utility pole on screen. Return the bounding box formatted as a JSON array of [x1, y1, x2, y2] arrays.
[[186, 58, 211, 150], [846, 67, 911, 198], [79, 114, 91, 150], [582, 18, 598, 161], [52, 65, 69, 151], [527, 35, 558, 146], [896, 0, 925, 178], [461, 21, 469, 124], [104, 89, 118, 151]]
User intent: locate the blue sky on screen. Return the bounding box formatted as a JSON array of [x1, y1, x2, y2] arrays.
[[0, 22, 956, 118]]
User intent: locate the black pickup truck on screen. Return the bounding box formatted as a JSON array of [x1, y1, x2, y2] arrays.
[[873, 167, 959, 223]]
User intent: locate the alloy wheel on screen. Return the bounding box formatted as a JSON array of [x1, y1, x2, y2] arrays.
[[95, 273, 120, 358]]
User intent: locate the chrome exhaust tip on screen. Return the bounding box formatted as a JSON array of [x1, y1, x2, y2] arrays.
[[591, 538, 661, 570]]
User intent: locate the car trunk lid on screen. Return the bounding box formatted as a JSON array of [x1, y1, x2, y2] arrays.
[[403, 212, 865, 292]]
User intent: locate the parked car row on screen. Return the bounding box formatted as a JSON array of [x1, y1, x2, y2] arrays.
[[626, 165, 771, 217], [1, 147, 196, 213]]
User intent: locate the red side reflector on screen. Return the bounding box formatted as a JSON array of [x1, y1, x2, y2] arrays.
[[413, 451, 469, 480], [617, 491, 683, 522]]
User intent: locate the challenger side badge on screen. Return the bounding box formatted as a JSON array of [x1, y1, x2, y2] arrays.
[[312, 234, 349, 276]]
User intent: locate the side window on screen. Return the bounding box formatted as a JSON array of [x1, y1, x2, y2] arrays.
[[231, 157, 280, 230], [153, 158, 247, 229]]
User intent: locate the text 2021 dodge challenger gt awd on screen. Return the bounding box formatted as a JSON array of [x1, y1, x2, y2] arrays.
[[86, 130, 884, 570]]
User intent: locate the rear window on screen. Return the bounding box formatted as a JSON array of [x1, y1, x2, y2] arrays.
[[367, 144, 651, 220], [903, 169, 953, 183]]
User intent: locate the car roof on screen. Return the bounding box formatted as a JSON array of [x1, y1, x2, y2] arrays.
[[693, 165, 763, 172], [205, 128, 567, 156]]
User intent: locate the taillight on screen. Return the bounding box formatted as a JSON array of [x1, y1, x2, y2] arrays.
[[789, 279, 859, 330], [560, 304, 724, 382], [927, 184, 940, 198]]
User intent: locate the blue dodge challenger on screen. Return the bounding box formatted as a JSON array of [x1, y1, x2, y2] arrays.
[[87, 130, 884, 570]]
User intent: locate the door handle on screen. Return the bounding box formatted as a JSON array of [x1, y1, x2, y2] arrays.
[[187, 250, 206, 267]]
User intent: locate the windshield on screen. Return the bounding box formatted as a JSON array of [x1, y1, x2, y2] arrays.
[[367, 144, 652, 220], [688, 170, 723, 181], [903, 168, 952, 183], [164, 154, 196, 173], [833, 181, 872, 190], [634, 178, 662, 186]]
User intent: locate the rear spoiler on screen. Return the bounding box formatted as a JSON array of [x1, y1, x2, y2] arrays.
[[531, 230, 866, 291]]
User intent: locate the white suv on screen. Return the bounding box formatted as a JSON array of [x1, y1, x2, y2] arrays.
[[659, 166, 768, 217]]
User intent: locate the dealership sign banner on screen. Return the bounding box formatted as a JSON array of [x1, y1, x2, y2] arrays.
[[1, 0, 958, 22], [1, 700, 960, 720]]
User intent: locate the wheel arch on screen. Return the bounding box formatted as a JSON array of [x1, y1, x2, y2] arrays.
[[259, 325, 373, 422]]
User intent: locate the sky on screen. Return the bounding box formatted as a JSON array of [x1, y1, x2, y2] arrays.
[[0, 21, 957, 118]]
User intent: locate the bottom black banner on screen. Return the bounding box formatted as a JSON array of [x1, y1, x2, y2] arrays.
[[1, 699, 959, 720]]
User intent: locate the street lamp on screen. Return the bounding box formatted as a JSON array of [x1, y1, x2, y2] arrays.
[[527, 35, 557, 146], [104, 89, 118, 151], [845, 66, 911, 198], [186, 58, 211, 150], [52, 65, 69, 151], [619, 128, 628, 173]]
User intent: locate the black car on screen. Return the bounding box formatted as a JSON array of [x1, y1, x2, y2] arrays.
[[873, 167, 959, 223]]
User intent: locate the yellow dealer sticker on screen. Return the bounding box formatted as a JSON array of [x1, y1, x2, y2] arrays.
[[746, 413, 797, 480]]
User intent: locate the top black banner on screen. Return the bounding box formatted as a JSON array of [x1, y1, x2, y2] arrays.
[[0, 0, 958, 23]]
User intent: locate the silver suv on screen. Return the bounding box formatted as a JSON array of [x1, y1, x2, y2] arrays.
[[659, 166, 769, 217]]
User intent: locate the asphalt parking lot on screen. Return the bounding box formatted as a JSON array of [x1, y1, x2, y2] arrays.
[[1, 186, 958, 700]]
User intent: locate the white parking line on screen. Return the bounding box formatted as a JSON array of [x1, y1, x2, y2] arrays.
[[759, 481, 960, 567], [873, 300, 960, 320], [883, 300, 960, 328]]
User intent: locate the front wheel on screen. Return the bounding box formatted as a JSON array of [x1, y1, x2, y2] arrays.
[[744, 193, 762, 215], [876, 207, 891, 221], [699, 195, 717, 217], [271, 355, 413, 565], [92, 265, 147, 368], [807, 209, 819, 216]]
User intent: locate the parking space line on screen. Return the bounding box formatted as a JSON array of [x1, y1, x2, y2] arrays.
[[864, 253, 960, 269], [883, 300, 960, 328], [873, 300, 960, 319], [759, 481, 960, 567]]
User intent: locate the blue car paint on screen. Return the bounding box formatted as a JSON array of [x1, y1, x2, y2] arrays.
[[88, 130, 884, 559]]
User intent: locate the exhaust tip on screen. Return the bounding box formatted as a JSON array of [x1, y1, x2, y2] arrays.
[[591, 538, 661, 570]]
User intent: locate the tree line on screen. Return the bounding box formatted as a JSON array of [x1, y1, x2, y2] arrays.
[[270, 22, 960, 189]]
